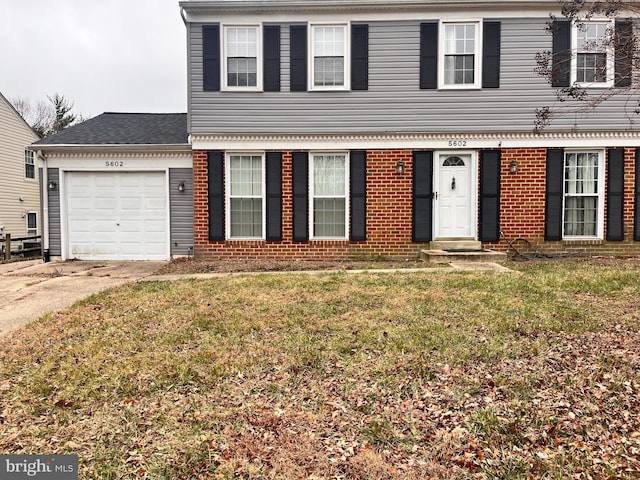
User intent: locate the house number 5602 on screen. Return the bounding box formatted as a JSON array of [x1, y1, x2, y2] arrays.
[[105, 161, 124, 167], [448, 140, 467, 147]]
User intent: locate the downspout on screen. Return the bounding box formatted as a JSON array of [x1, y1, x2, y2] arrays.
[[36, 150, 50, 262]]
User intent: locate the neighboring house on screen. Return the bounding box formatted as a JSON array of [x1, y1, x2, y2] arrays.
[[32, 113, 192, 261], [0, 92, 41, 243], [180, 0, 640, 260]]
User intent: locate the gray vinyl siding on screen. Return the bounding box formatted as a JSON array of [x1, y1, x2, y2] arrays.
[[188, 18, 633, 134], [169, 168, 194, 256], [47, 168, 61, 256]]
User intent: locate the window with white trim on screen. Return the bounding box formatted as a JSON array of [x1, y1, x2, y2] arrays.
[[311, 153, 349, 239], [26, 212, 37, 235], [563, 151, 604, 238], [25, 150, 35, 179], [572, 21, 613, 87], [310, 24, 349, 90], [223, 25, 262, 90], [226, 153, 265, 239], [440, 21, 481, 88]]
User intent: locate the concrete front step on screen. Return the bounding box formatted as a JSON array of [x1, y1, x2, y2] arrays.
[[429, 240, 482, 251], [420, 248, 507, 264]]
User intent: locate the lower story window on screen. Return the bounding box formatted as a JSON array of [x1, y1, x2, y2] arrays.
[[26, 212, 37, 235], [311, 153, 348, 239], [227, 153, 264, 239], [563, 151, 603, 238]]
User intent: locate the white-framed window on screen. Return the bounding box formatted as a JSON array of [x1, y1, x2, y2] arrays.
[[310, 23, 350, 91], [563, 150, 604, 239], [440, 21, 481, 89], [26, 212, 37, 235], [572, 21, 613, 87], [226, 153, 265, 239], [310, 152, 349, 239], [24, 150, 35, 179], [223, 25, 262, 91]]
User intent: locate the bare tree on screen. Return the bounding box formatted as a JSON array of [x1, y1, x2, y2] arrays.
[[534, 0, 639, 132], [11, 96, 55, 137], [10, 93, 82, 137]]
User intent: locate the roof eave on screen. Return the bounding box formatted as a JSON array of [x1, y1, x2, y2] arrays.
[[31, 143, 191, 154], [179, 0, 562, 14]]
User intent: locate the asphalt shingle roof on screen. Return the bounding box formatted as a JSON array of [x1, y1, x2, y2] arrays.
[[33, 112, 188, 146]]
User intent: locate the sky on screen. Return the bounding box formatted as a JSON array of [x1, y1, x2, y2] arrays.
[[0, 0, 187, 120]]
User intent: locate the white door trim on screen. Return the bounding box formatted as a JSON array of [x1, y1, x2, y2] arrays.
[[433, 150, 478, 239]]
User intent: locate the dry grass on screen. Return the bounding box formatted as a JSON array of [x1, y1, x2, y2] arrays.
[[1, 258, 639, 479]]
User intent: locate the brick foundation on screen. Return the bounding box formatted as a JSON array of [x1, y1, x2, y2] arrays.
[[193, 148, 640, 260]]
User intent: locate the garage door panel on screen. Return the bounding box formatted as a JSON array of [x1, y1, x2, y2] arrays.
[[66, 171, 168, 260], [144, 220, 167, 233]]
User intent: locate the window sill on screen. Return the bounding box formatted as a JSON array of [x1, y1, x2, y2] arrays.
[[438, 85, 481, 91], [562, 237, 604, 244], [221, 88, 264, 93]]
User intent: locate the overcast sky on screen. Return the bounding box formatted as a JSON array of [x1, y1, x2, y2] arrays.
[[0, 0, 187, 119]]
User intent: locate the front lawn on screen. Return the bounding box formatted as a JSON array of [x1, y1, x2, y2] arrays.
[[1, 259, 639, 479]]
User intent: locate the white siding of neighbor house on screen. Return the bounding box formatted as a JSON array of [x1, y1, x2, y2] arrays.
[[0, 94, 40, 240], [187, 17, 639, 135]]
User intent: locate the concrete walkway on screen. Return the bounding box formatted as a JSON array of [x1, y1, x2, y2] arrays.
[[1, 259, 512, 336]]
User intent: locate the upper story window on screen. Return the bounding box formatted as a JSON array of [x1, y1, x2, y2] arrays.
[[310, 153, 349, 239], [563, 151, 604, 238], [572, 22, 613, 87], [310, 24, 349, 91], [440, 21, 481, 89], [226, 153, 265, 239], [223, 25, 262, 91], [24, 150, 35, 179]]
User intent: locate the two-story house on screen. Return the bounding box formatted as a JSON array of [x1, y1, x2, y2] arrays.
[[33, 0, 640, 262], [181, 0, 640, 260], [0, 92, 40, 245]]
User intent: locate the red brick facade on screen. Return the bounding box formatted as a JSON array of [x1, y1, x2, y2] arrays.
[[193, 148, 639, 260]]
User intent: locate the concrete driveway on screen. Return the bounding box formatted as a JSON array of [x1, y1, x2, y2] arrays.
[[0, 260, 164, 335]]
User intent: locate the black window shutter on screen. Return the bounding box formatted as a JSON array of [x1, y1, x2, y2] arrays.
[[292, 152, 309, 241], [266, 152, 283, 241], [607, 149, 625, 241], [207, 151, 225, 240], [202, 25, 220, 91], [482, 22, 501, 88], [479, 150, 501, 241], [615, 20, 632, 88], [351, 24, 369, 91], [264, 25, 281, 92], [350, 150, 367, 241], [551, 20, 571, 88], [545, 148, 564, 240], [290, 25, 307, 92], [420, 23, 438, 90], [635, 149, 640, 241], [412, 151, 434, 242]]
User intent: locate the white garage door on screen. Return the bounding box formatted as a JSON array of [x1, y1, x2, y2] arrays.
[[66, 171, 168, 260]]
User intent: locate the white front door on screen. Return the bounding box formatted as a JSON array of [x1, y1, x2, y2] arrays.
[[65, 171, 169, 260], [435, 153, 476, 238]]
